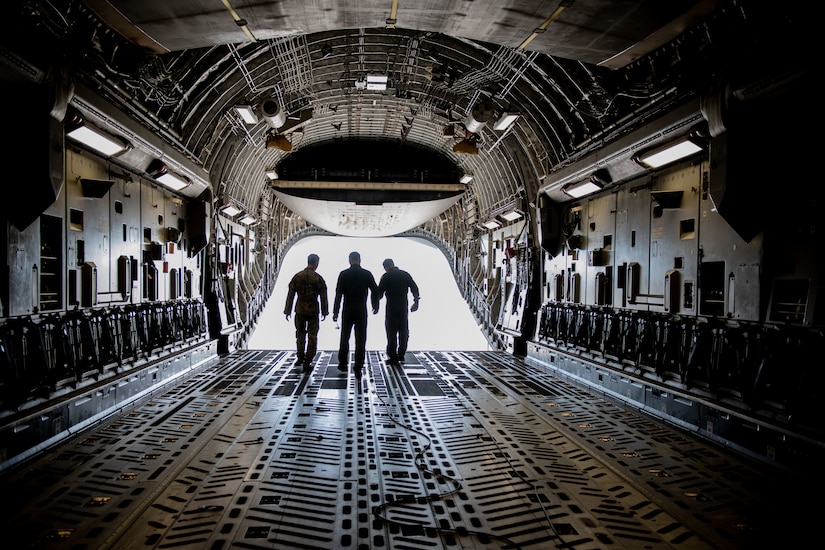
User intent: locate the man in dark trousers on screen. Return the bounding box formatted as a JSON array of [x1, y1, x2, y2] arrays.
[[377, 258, 420, 367], [332, 251, 380, 379], [284, 253, 329, 373]]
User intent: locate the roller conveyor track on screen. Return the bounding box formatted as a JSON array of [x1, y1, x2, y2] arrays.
[[0, 350, 814, 549]]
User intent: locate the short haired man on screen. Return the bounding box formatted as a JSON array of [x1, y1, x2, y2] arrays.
[[377, 258, 420, 367], [332, 251, 379, 379], [284, 253, 329, 373]]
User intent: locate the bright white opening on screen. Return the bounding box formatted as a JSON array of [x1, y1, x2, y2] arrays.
[[248, 235, 491, 351]]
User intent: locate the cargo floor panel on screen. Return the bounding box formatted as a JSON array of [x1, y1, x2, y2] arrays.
[[0, 350, 810, 549]]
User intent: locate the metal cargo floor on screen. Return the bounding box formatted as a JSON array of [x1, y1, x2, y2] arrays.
[[0, 350, 813, 549]]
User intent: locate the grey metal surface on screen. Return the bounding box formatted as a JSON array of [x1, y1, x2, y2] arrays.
[[84, 0, 711, 63], [0, 349, 811, 548], [15, 1, 772, 233]]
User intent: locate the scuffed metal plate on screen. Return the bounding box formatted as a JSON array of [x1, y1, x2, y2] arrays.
[[0, 349, 811, 549], [84, 0, 714, 66]]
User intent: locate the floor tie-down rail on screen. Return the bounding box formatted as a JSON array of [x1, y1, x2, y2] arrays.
[[0, 350, 813, 549]]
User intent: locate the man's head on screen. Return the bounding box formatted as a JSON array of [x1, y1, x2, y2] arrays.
[[383, 258, 395, 271], [307, 253, 320, 268], [348, 251, 361, 265]]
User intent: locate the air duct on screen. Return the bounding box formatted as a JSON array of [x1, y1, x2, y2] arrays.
[[464, 99, 493, 134], [261, 99, 287, 129]]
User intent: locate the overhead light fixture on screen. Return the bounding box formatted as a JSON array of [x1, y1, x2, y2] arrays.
[[155, 172, 190, 191], [146, 159, 190, 191], [633, 132, 706, 169], [66, 111, 130, 157], [563, 169, 611, 199], [235, 104, 258, 124], [221, 204, 242, 217], [493, 113, 519, 131], [265, 170, 278, 180], [460, 174, 473, 184], [240, 215, 256, 225], [500, 209, 523, 221], [366, 74, 388, 91], [563, 177, 604, 199], [482, 219, 501, 230]]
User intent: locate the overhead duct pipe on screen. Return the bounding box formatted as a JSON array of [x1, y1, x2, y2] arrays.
[[464, 98, 493, 134], [261, 99, 287, 129]]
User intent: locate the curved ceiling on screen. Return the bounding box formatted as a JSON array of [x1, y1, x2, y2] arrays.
[[84, 0, 715, 64], [271, 140, 466, 236], [1, 1, 812, 236]]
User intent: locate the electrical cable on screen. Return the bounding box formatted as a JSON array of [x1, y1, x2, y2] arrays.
[[366, 358, 569, 548]]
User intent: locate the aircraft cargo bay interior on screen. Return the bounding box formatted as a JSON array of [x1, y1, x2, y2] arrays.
[[1, 1, 822, 548]]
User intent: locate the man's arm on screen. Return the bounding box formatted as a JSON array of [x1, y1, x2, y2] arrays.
[[369, 273, 380, 313], [377, 274, 387, 301], [408, 273, 420, 302], [332, 273, 343, 320], [319, 277, 330, 318], [284, 276, 296, 318], [408, 272, 420, 311]]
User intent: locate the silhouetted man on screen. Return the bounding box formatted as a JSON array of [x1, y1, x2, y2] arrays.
[[284, 253, 328, 373], [377, 258, 420, 367], [332, 251, 379, 379]]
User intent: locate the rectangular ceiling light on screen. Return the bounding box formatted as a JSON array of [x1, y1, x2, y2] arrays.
[[564, 178, 603, 198], [500, 209, 523, 221], [157, 172, 190, 191], [240, 215, 256, 225], [67, 123, 130, 157], [221, 204, 242, 217], [265, 170, 278, 180], [366, 74, 388, 90], [493, 113, 519, 131], [146, 158, 190, 192], [235, 105, 258, 124], [460, 174, 473, 184], [482, 219, 501, 229], [633, 134, 704, 169]]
